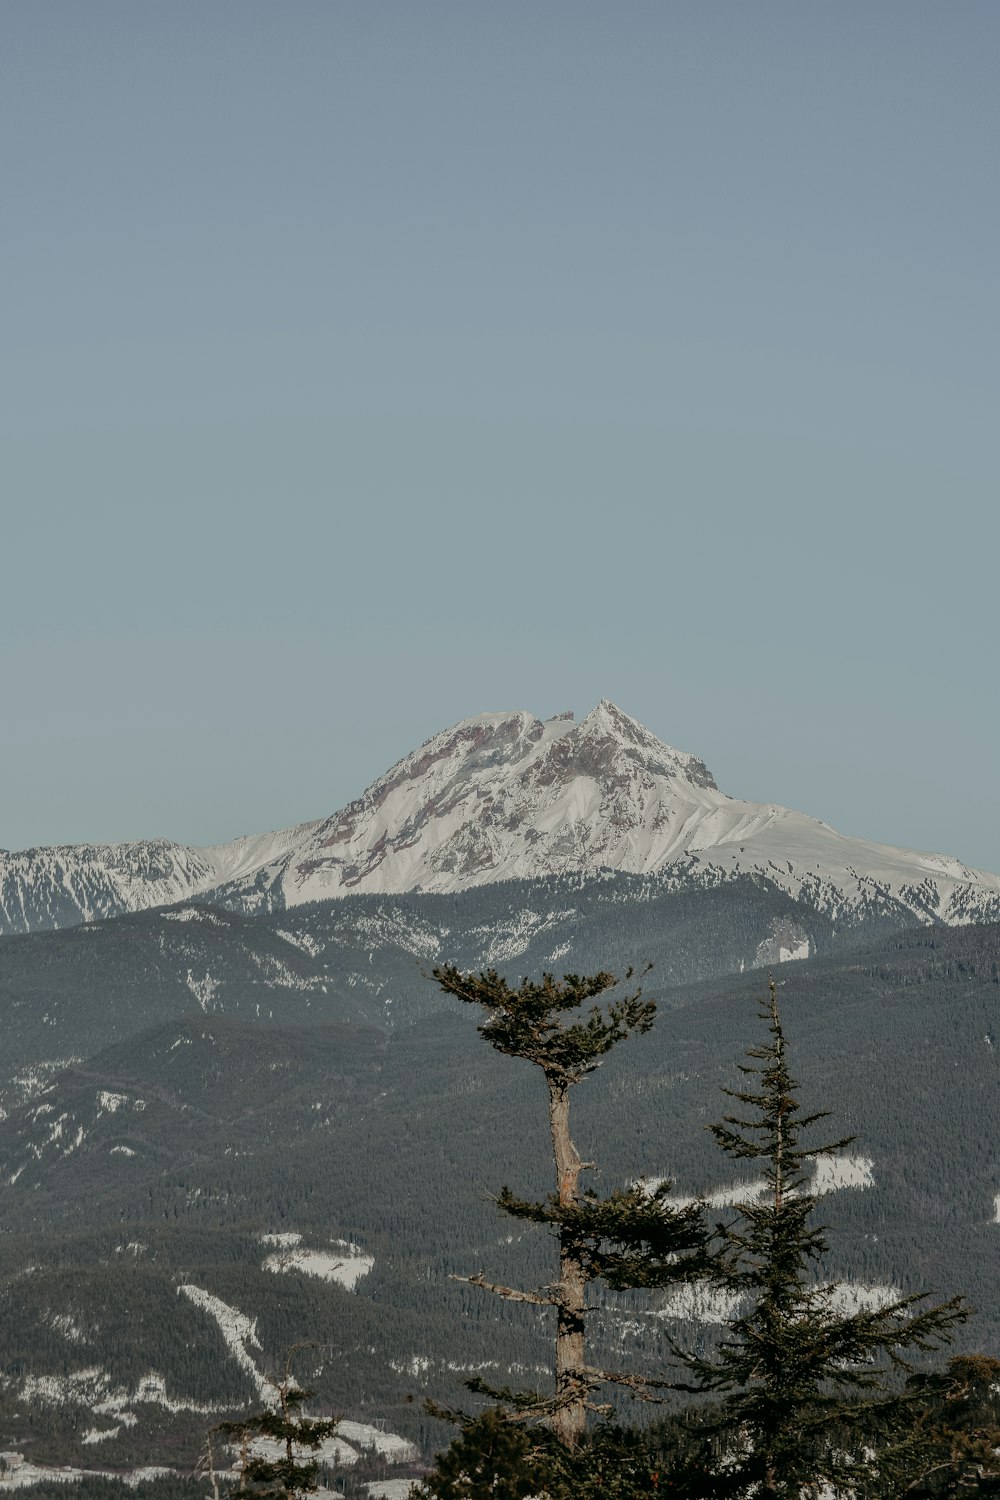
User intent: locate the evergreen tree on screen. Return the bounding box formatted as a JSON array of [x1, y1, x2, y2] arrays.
[[412, 1406, 558, 1499], [206, 1352, 340, 1499], [671, 978, 966, 1499], [430, 963, 713, 1447], [900, 1354, 1000, 1495], [413, 1406, 668, 1499]]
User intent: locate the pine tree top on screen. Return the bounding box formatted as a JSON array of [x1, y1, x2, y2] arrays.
[[430, 964, 655, 1087]]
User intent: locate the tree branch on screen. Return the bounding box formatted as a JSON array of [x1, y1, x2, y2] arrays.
[[451, 1272, 555, 1306], [582, 1364, 682, 1402]]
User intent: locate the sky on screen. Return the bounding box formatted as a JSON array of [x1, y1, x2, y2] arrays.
[[3, 2, 999, 872]]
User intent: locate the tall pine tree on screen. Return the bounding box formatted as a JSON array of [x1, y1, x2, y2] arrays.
[[430, 963, 713, 1448], [671, 978, 966, 1499]]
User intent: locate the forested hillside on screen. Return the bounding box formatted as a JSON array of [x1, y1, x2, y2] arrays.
[[2, 878, 999, 1486], [0, 869, 915, 1109]]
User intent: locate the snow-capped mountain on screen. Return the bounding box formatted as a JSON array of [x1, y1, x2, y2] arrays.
[[3, 700, 1000, 935]]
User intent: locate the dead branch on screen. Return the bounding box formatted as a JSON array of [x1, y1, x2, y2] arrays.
[[450, 1272, 555, 1306]]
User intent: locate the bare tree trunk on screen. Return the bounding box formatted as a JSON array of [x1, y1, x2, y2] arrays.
[[548, 1081, 587, 1447]]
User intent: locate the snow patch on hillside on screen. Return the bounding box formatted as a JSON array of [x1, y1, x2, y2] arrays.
[[246, 1434, 360, 1468], [344, 909, 445, 959], [653, 1278, 900, 1327], [649, 1178, 769, 1209], [814, 1154, 875, 1194], [655, 1282, 745, 1325], [0, 1455, 176, 1489], [337, 1422, 418, 1463], [753, 920, 813, 968], [249, 950, 325, 991], [781, 938, 811, 961], [649, 1154, 875, 1208], [262, 1241, 374, 1291], [16, 1366, 169, 1425], [45, 1312, 87, 1344], [131, 1372, 224, 1414], [185, 971, 220, 1011], [826, 1281, 903, 1314], [389, 1355, 431, 1379], [14, 1106, 92, 1171], [276, 929, 324, 957], [178, 1286, 265, 1392], [1, 1059, 83, 1116], [22, 1364, 222, 1419], [21, 1367, 106, 1406], [0, 1458, 95, 1489], [469, 909, 578, 965], [226, 1413, 416, 1480]]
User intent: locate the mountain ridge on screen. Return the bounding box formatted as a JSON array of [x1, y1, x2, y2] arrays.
[[3, 699, 999, 935]]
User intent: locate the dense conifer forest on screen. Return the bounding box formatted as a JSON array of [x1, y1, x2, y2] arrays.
[[2, 877, 999, 1493]]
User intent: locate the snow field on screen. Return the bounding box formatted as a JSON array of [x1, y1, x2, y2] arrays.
[[337, 1422, 418, 1462], [262, 1239, 375, 1291], [0, 1455, 180, 1490], [178, 1286, 267, 1394], [647, 1153, 876, 1209]]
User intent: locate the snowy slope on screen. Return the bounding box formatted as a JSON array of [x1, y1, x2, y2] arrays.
[[219, 699, 1000, 926], [3, 700, 1000, 935], [0, 825, 318, 935]]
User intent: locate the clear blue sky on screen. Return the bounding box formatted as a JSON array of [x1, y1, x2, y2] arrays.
[[4, 2, 999, 872]]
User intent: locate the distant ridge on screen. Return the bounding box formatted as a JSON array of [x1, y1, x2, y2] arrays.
[[3, 700, 1000, 934]]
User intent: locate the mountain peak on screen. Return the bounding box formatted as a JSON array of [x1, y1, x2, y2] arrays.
[[582, 697, 641, 732], [4, 700, 1000, 937], [268, 700, 729, 900], [574, 700, 719, 790]]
